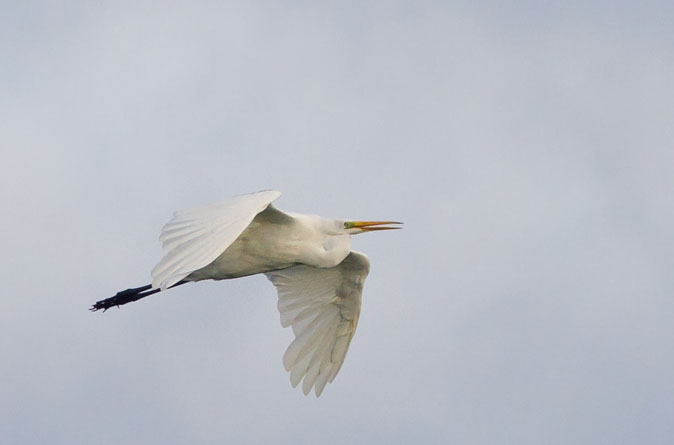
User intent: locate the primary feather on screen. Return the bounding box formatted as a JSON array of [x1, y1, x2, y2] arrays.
[[151, 190, 281, 289], [266, 251, 370, 397]]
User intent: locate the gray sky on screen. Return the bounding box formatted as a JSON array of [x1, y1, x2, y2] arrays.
[[2, 1, 673, 444]]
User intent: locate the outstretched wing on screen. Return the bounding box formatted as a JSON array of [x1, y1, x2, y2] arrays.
[[266, 251, 370, 397], [151, 190, 281, 290]]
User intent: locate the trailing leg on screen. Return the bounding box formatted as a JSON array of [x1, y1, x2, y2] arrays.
[[90, 281, 187, 312]]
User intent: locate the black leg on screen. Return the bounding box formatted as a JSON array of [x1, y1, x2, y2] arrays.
[[90, 281, 187, 312]]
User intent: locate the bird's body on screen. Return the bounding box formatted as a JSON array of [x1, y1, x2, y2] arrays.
[[187, 205, 351, 281], [92, 190, 400, 396]]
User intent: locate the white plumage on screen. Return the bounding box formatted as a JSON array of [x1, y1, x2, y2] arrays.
[[152, 190, 282, 290], [93, 190, 400, 397], [267, 251, 369, 396]]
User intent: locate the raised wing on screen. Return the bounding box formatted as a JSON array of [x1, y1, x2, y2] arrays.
[[151, 190, 281, 290], [266, 251, 370, 397]]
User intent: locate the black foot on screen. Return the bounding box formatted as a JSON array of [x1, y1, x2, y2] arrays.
[[90, 285, 155, 312], [90, 281, 187, 312]]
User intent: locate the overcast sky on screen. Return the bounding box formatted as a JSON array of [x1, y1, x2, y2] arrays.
[[2, 2, 673, 444]]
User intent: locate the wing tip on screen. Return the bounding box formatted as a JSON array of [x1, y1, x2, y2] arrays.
[[253, 189, 281, 200]]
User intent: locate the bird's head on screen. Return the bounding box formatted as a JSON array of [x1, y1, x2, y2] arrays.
[[343, 220, 403, 235]]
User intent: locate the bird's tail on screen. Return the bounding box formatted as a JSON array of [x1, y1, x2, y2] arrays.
[[90, 281, 187, 312]]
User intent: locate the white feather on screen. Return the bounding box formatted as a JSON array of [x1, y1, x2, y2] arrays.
[[151, 190, 281, 289], [266, 251, 370, 397]]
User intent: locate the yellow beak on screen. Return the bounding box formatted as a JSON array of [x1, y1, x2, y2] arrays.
[[346, 221, 403, 231]]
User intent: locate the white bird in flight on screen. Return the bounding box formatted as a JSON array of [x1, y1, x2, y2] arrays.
[[91, 190, 401, 397]]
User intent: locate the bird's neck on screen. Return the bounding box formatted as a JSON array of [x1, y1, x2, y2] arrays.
[[317, 234, 352, 268]]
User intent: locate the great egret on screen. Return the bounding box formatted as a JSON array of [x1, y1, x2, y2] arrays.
[[91, 190, 401, 397]]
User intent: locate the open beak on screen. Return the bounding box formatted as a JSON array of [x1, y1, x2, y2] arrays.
[[346, 221, 403, 231]]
